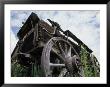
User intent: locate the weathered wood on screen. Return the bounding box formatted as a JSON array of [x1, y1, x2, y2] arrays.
[[49, 63, 65, 67], [22, 28, 34, 42], [39, 20, 55, 34], [64, 30, 93, 53], [17, 12, 40, 40], [11, 12, 99, 77], [41, 37, 80, 77], [33, 23, 38, 46]]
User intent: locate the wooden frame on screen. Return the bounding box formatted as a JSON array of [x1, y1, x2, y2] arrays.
[[0, 0, 108, 86]]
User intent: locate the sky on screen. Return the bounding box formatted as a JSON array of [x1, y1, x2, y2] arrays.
[[11, 10, 100, 62]]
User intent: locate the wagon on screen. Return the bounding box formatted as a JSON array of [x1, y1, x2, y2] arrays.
[[11, 12, 99, 77]]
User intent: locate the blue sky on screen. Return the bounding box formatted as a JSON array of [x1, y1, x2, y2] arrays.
[[11, 10, 100, 62]]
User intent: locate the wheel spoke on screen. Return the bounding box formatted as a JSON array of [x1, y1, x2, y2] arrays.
[[41, 37, 80, 77], [52, 39, 57, 45], [57, 42, 66, 57], [49, 63, 65, 67], [67, 46, 71, 57], [51, 48, 65, 62], [64, 43, 68, 55]]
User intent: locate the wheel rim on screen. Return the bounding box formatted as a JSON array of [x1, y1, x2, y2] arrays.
[[41, 37, 80, 77]]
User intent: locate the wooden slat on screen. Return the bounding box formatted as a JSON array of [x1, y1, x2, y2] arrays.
[[39, 20, 55, 34]]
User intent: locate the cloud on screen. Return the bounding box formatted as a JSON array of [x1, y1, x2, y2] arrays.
[[11, 10, 100, 62], [10, 30, 18, 54]]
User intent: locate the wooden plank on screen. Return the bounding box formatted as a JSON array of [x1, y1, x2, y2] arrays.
[[39, 20, 55, 34], [17, 12, 40, 39]]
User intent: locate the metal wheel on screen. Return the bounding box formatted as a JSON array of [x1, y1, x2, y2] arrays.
[[41, 37, 80, 77]]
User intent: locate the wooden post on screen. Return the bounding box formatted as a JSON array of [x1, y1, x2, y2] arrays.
[[33, 23, 38, 46]]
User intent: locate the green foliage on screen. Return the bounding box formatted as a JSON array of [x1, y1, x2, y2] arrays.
[[80, 45, 99, 77], [31, 63, 43, 77], [11, 61, 43, 77], [11, 62, 30, 77]]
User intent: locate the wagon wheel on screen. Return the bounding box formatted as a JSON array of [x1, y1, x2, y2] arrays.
[[41, 37, 80, 77]]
